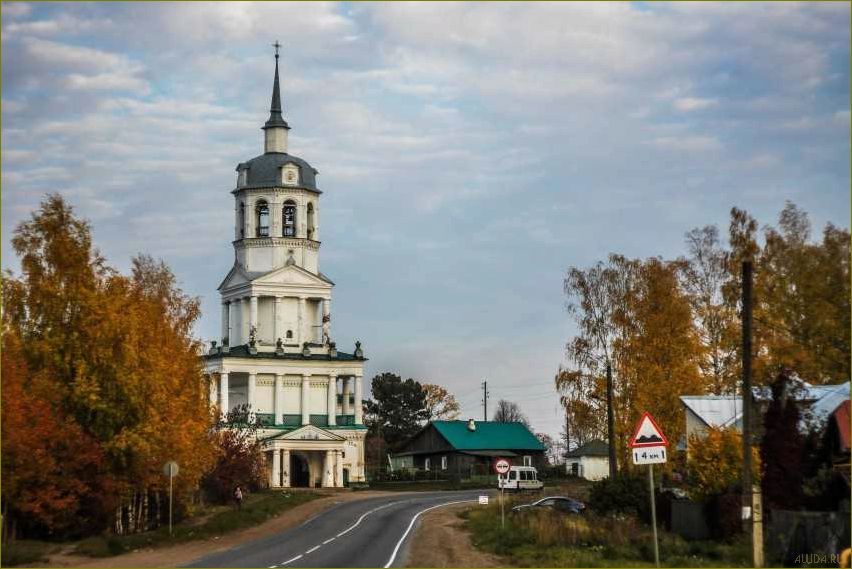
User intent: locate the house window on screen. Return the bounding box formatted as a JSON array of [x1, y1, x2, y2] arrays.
[[523, 455, 532, 467], [256, 200, 269, 237], [441, 456, 447, 470], [283, 201, 296, 237], [424, 458, 431, 471]]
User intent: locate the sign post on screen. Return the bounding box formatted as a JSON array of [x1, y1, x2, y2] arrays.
[[629, 412, 668, 568], [494, 458, 510, 530], [162, 461, 179, 536]]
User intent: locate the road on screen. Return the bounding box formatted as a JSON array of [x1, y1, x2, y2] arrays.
[[185, 490, 487, 568]]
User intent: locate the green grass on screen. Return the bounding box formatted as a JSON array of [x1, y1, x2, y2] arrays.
[[0, 539, 63, 567], [461, 501, 751, 568], [72, 490, 320, 559]]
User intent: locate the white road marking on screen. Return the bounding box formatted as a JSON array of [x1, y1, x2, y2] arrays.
[[336, 501, 398, 538], [268, 565, 278, 568], [305, 545, 321, 554], [383, 499, 476, 568], [322, 538, 335, 544], [281, 554, 303, 565]]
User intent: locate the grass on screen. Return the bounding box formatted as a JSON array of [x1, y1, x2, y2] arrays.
[[0, 539, 63, 567], [461, 497, 751, 568], [2, 491, 323, 565], [68, 490, 321, 559]]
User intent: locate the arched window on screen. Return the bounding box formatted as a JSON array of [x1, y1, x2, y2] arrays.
[[239, 202, 245, 238], [256, 200, 269, 237], [286, 330, 293, 340], [306, 202, 315, 240], [282, 200, 296, 237]]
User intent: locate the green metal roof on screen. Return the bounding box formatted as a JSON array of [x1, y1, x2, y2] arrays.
[[432, 420, 545, 451]]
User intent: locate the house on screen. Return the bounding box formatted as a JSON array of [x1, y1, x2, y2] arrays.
[[565, 440, 610, 481], [679, 380, 850, 452], [391, 419, 546, 476]]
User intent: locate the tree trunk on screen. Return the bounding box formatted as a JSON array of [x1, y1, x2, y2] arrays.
[[141, 491, 149, 532]]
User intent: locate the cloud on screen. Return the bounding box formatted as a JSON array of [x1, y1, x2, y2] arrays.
[[651, 135, 723, 152], [673, 97, 718, 112], [1, 2, 31, 18]]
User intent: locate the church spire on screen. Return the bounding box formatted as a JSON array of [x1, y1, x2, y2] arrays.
[[263, 41, 290, 153]]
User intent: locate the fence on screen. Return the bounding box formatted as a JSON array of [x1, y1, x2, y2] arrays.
[[765, 509, 851, 567]]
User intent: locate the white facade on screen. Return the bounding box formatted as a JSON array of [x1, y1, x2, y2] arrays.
[[566, 455, 610, 481], [204, 53, 367, 488]]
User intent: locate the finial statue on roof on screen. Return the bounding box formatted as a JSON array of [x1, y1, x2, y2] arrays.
[[272, 40, 282, 60]]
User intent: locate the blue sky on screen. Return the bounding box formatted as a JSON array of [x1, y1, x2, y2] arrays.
[[2, 2, 849, 440]]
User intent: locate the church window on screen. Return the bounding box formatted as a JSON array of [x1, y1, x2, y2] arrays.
[[306, 202, 315, 240], [256, 200, 269, 237], [286, 330, 293, 339], [283, 200, 296, 237], [239, 202, 245, 238]]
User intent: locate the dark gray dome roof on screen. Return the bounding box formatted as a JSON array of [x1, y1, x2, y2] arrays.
[[236, 153, 319, 192]]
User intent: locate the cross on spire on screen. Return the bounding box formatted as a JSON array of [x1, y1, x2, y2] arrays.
[[272, 40, 282, 60]]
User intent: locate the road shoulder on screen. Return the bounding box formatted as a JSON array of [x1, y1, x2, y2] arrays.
[[33, 491, 394, 568], [404, 503, 503, 568]]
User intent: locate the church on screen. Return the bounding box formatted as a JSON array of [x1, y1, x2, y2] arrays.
[[204, 47, 367, 488]]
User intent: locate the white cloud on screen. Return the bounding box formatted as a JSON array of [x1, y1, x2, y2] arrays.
[[1, 2, 31, 18], [651, 135, 722, 152], [835, 110, 851, 125], [673, 97, 718, 112]]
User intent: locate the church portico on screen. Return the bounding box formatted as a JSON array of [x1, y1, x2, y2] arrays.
[[204, 46, 369, 487]]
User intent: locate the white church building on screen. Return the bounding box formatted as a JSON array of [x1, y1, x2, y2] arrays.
[[205, 49, 367, 488]]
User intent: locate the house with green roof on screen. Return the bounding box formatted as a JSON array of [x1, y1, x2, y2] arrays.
[[391, 419, 546, 476]]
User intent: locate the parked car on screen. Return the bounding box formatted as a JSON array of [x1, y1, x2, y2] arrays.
[[511, 496, 586, 515], [498, 466, 544, 491]]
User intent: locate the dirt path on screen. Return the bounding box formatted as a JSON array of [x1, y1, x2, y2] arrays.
[[404, 503, 503, 568], [36, 491, 393, 568]]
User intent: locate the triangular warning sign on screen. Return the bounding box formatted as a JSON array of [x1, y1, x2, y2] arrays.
[[629, 412, 669, 448]]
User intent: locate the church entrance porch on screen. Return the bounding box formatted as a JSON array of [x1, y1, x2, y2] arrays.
[[290, 452, 310, 487]]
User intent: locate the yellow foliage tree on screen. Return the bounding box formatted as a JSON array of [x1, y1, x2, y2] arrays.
[[687, 427, 760, 500]]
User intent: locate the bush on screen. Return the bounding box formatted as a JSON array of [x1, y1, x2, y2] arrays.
[[588, 475, 648, 518]]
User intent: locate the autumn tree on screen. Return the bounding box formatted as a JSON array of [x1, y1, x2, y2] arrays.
[[202, 405, 267, 503], [492, 399, 530, 427], [679, 225, 739, 394], [422, 383, 461, 421], [2, 195, 215, 537], [687, 427, 760, 500], [760, 370, 804, 510]]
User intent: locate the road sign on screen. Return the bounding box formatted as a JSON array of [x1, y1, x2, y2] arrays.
[[479, 495, 489, 505], [494, 458, 510, 475], [163, 461, 179, 477], [632, 446, 667, 465], [629, 412, 669, 449]]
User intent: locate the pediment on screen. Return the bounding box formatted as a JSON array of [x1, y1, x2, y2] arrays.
[[254, 264, 332, 288], [218, 264, 251, 290], [279, 424, 345, 441]]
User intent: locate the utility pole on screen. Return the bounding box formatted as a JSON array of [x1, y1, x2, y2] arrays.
[[481, 380, 489, 421], [565, 407, 570, 458], [741, 260, 763, 567], [606, 362, 617, 479]]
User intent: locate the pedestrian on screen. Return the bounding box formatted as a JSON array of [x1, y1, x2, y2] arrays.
[[234, 485, 243, 510]]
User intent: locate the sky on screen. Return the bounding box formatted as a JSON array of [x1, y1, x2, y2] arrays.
[[2, 1, 850, 441]]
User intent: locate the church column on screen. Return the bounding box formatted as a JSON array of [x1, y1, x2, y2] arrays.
[[241, 297, 250, 344], [342, 378, 352, 415], [221, 301, 230, 344], [274, 373, 284, 424], [274, 297, 283, 343], [324, 450, 334, 487], [298, 296, 307, 345], [271, 447, 281, 488], [247, 372, 256, 416], [301, 373, 311, 425], [327, 374, 337, 426], [208, 374, 218, 408], [336, 449, 344, 487], [219, 372, 229, 416], [354, 372, 364, 425], [282, 449, 291, 487], [249, 295, 259, 338]]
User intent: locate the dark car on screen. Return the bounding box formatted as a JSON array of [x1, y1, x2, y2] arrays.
[[511, 496, 585, 515]]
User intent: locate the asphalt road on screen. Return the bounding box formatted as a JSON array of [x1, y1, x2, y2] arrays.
[[185, 490, 487, 568]]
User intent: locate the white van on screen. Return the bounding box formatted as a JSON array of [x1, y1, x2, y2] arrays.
[[498, 466, 543, 491]]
